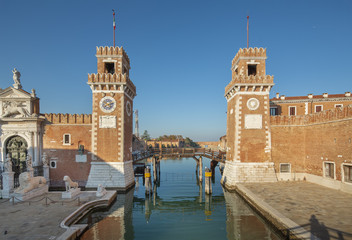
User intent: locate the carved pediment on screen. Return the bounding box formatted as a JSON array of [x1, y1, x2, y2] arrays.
[[0, 88, 33, 118], [0, 87, 32, 100]]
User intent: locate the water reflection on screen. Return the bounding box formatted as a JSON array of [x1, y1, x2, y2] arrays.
[[80, 158, 281, 240]]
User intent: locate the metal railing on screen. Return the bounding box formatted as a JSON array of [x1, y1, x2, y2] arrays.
[[132, 148, 226, 163]]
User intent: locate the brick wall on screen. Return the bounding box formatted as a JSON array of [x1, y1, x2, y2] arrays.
[[43, 119, 92, 187], [271, 105, 352, 180]]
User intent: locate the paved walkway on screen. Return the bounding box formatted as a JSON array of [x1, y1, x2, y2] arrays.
[[241, 181, 352, 240], [0, 192, 100, 240]]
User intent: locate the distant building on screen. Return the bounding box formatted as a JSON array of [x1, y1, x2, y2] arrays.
[[270, 92, 352, 116]]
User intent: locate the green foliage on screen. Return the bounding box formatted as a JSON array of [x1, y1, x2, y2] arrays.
[[184, 137, 199, 148], [141, 130, 151, 140]]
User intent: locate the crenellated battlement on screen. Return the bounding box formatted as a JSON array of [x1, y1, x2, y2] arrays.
[[88, 73, 128, 83], [225, 75, 274, 95], [87, 73, 136, 93], [45, 113, 92, 124], [232, 47, 266, 66], [96, 46, 130, 64], [270, 105, 352, 126]]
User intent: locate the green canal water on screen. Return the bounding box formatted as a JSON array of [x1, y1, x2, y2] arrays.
[[79, 158, 281, 240]]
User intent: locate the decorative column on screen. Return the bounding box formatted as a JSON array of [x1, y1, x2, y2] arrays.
[[2, 154, 14, 198], [26, 155, 34, 177]]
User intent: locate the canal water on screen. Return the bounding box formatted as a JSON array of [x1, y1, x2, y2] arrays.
[[79, 158, 281, 240]]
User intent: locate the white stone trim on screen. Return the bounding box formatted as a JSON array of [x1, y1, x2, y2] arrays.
[[341, 163, 352, 184], [315, 105, 323, 113], [288, 106, 296, 116], [334, 103, 343, 108], [63, 133, 71, 145], [85, 161, 134, 188], [323, 161, 336, 180], [279, 163, 291, 173], [305, 102, 308, 115]]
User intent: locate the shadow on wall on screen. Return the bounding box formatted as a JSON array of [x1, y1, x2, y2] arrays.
[[43, 148, 94, 190]]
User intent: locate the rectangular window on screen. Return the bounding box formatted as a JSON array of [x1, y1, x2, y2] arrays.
[[105, 62, 115, 74], [324, 162, 335, 179], [289, 106, 296, 116], [63, 134, 71, 145], [270, 107, 278, 116], [335, 104, 343, 108], [343, 165, 352, 183], [248, 65, 257, 76], [280, 163, 291, 173], [315, 105, 323, 113]]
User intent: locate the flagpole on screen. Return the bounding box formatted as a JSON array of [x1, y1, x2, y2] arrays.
[[247, 15, 249, 48], [113, 10, 116, 47]]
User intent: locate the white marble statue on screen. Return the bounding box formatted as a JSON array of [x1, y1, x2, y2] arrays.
[[26, 155, 33, 170], [4, 154, 12, 172], [63, 175, 78, 192], [12, 68, 21, 85], [96, 184, 107, 197], [14, 172, 46, 194], [2, 101, 30, 118]]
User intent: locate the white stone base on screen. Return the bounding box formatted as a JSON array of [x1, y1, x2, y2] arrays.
[[11, 185, 48, 202], [221, 161, 277, 189], [62, 188, 81, 199], [85, 160, 135, 189]]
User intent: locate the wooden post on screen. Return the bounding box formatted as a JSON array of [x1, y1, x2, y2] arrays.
[[145, 166, 152, 195], [199, 156, 203, 182], [205, 167, 212, 194], [153, 157, 157, 183]]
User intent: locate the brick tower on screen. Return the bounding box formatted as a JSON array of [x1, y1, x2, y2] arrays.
[[86, 46, 136, 190], [221, 48, 277, 189]]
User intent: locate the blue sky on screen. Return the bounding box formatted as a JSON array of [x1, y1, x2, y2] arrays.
[[1, 0, 351, 141]]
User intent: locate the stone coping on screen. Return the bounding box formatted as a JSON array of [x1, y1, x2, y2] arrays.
[[234, 184, 310, 240], [57, 190, 117, 240]]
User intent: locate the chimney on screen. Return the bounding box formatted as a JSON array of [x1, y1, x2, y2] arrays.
[[323, 93, 328, 98], [280, 95, 285, 100], [308, 93, 313, 99], [276, 93, 280, 99], [345, 92, 351, 97]]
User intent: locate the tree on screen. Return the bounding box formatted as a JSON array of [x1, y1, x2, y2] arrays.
[[141, 130, 151, 140]]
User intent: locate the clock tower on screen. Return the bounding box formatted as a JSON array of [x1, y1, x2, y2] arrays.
[[86, 46, 136, 190], [221, 48, 277, 189]]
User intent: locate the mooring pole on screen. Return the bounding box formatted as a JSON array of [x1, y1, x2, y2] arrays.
[[153, 157, 157, 183], [145, 166, 152, 195], [199, 156, 203, 182], [205, 167, 212, 194]]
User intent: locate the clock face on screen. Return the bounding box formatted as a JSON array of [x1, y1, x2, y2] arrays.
[[99, 96, 116, 113], [247, 98, 260, 111], [126, 100, 132, 116]]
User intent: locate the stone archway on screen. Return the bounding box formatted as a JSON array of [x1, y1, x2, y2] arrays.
[[6, 135, 28, 174]]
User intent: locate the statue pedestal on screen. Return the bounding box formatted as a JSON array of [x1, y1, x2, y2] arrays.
[[11, 185, 48, 202], [62, 188, 81, 199], [1, 172, 14, 198]]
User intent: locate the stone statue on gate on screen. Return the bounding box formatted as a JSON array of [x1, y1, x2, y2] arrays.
[[96, 184, 107, 197], [12, 68, 22, 89], [4, 154, 12, 172], [63, 175, 79, 192], [26, 155, 33, 170], [14, 172, 47, 194]]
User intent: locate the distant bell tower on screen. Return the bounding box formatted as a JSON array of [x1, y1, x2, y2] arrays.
[[221, 48, 277, 189], [86, 46, 136, 190]]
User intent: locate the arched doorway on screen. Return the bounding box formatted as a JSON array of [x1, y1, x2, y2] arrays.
[[6, 136, 28, 186]]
